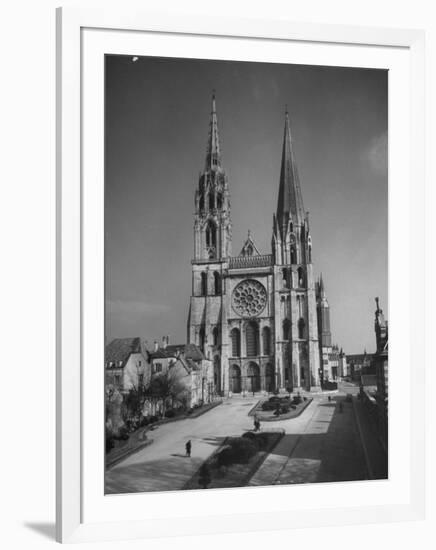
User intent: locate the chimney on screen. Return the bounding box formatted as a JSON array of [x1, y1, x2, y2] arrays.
[[162, 336, 169, 349], [153, 340, 158, 352]]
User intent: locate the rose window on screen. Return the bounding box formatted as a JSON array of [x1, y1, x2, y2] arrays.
[[232, 279, 267, 317]]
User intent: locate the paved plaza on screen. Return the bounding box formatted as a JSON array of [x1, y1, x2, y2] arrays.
[[105, 385, 386, 494]]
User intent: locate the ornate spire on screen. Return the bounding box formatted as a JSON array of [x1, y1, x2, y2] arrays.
[[276, 109, 305, 234], [319, 273, 326, 298], [205, 92, 221, 171]]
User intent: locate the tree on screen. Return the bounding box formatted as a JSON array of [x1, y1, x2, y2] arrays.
[[123, 385, 147, 423], [147, 365, 188, 415]]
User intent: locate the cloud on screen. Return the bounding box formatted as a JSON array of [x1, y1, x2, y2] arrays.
[[366, 131, 387, 175]]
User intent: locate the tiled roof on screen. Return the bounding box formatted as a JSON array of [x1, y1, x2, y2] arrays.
[[105, 337, 144, 368], [164, 344, 205, 361]]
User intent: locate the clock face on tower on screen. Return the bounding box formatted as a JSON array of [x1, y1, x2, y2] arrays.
[[232, 279, 267, 317]]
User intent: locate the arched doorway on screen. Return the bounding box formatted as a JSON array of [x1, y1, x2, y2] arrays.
[[265, 363, 275, 393], [247, 362, 260, 393], [230, 364, 241, 393]]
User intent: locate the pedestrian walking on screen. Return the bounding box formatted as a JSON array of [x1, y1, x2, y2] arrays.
[[256, 419, 261, 432], [185, 440, 192, 457]]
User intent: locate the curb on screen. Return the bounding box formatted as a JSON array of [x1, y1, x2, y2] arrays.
[[106, 438, 154, 470]]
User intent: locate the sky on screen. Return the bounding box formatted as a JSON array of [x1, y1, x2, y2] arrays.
[[105, 55, 387, 354]]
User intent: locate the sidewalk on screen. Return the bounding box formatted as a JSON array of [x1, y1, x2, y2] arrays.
[[352, 397, 388, 479], [249, 395, 368, 486]]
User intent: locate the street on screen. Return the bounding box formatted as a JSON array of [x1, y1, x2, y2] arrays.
[[105, 383, 385, 494]]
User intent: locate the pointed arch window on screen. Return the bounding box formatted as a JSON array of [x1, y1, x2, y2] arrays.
[[298, 318, 306, 339], [213, 326, 219, 347], [199, 194, 204, 212], [283, 319, 291, 340], [291, 246, 297, 264], [230, 328, 241, 357], [205, 221, 217, 248], [201, 272, 207, 296], [246, 321, 259, 357], [217, 193, 223, 209], [199, 327, 206, 353], [209, 192, 215, 211], [262, 326, 271, 355], [214, 271, 221, 295], [298, 267, 305, 288]]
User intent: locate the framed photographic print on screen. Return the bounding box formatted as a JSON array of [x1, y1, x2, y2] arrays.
[[56, 6, 425, 543]]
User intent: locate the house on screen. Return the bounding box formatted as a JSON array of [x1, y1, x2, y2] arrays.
[[346, 351, 374, 381], [105, 337, 150, 394], [146, 338, 214, 412]]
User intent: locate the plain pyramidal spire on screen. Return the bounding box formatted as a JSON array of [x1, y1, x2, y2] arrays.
[[276, 108, 305, 233], [205, 92, 222, 171]]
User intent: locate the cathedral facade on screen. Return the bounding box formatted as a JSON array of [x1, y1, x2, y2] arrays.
[[187, 95, 327, 394]]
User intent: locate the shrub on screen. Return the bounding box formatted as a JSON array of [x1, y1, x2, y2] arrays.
[[268, 396, 281, 403], [217, 438, 257, 466], [229, 438, 257, 463], [115, 426, 129, 440], [254, 433, 269, 450], [164, 409, 176, 418], [149, 415, 158, 423], [262, 401, 278, 411]]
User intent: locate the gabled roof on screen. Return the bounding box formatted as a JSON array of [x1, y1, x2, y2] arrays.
[[239, 230, 261, 257], [149, 343, 205, 362], [105, 337, 145, 368]]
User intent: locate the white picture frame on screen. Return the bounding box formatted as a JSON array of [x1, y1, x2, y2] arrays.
[[56, 6, 425, 543]]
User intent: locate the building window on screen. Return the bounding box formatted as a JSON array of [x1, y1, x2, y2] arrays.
[[246, 321, 259, 357], [138, 360, 142, 367], [230, 328, 241, 357], [214, 271, 221, 295], [205, 221, 217, 248], [154, 363, 163, 373], [298, 318, 305, 339], [283, 319, 291, 340], [262, 326, 271, 355], [199, 327, 206, 353], [209, 192, 215, 210], [114, 374, 121, 386], [213, 326, 219, 347], [138, 374, 144, 386], [291, 246, 297, 264], [282, 268, 289, 288], [201, 272, 207, 296], [297, 267, 305, 287]]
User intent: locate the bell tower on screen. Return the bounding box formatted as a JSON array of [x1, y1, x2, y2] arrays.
[[188, 94, 231, 394], [193, 93, 232, 261], [272, 110, 320, 391]]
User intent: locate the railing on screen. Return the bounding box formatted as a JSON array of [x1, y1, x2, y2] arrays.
[[229, 254, 273, 269]]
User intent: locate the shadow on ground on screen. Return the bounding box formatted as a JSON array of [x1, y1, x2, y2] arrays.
[[24, 522, 56, 541]]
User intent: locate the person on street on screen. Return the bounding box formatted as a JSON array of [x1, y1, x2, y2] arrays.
[[185, 440, 192, 457]]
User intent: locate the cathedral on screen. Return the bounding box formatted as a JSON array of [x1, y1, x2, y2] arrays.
[[187, 94, 333, 394]]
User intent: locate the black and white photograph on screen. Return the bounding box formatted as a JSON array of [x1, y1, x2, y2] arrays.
[[104, 55, 388, 494]]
